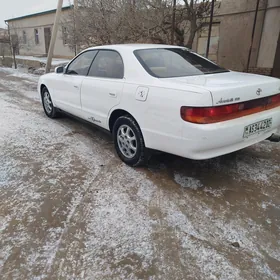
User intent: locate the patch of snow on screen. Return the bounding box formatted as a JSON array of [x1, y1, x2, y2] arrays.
[[260, 200, 280, 210], [261, 202, 267, 209], [174, 173, 203, 190], [166, 209, 202, 239], [0, 67, 39, 82], [235, 157, 279, 185], [181, 236, 242, 280], [252, 258, 280, 280], [12, 55, 70, 66], [203, 187, 225, 197]]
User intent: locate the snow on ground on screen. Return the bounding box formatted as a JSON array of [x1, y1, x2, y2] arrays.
[[13, 55, 70, 66], [0, 67, 279, 279], [0, 66, 39, 83], [174, 173, 203, 190]]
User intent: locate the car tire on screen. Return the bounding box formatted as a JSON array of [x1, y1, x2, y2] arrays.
[[41, 87, 59, 118], [113, 115, 146, 167]]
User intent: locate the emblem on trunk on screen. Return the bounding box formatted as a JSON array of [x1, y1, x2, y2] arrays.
[[216, 97, 240, 104], [256, 88, 262, 96]]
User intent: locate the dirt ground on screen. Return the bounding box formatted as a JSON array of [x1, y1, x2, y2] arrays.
[[0, 67, 279, 280]]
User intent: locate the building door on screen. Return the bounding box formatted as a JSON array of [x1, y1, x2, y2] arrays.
[[272, 31, 280, 78], [44, 27, 51, 55]]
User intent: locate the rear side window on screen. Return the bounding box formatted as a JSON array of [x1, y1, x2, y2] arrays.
[[134, 48, 228, 78], [88, 50, 124, 79], [66, 50, 97, 76]]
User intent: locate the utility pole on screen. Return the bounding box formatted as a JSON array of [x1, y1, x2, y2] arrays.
[[205, 0, 215, 58], [45, 0, 64, 73], [171, 0, 176, 45], [246, 0, 260, 72]]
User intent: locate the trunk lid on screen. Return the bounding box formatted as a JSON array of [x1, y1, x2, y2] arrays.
[[165, 71, 280, 106]]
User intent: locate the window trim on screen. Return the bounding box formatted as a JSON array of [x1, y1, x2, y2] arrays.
[[86, 49, 125, 80], [34, 28, 39, 45], [22, 30, 27, 45], [65, 49, 125, 79], [65, 50, 98, 76]]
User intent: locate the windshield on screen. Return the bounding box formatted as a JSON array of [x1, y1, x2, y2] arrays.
[[134, 48, 229, 78]]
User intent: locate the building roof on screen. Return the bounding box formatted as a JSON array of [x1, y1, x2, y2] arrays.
[[5, 5, 72, 23]]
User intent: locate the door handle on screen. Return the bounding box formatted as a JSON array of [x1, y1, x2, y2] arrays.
[[74, 85, 79, 89], [109, 92, 117, 98]]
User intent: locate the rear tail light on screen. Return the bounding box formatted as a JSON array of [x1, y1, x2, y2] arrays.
[[181, 93, 280, 124], [267, 93, 280, 108]]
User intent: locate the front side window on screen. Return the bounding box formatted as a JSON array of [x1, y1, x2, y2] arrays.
[[22, 30, 27, 44], [34, 29, 39, 45], [134, 48, 228, 78], [88, 50, 124, 79], [66, 50, 98, 76]]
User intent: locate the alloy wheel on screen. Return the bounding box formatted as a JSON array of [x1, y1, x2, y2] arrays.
[[43, 91, 53, 114], [117, 124, 137, 159]]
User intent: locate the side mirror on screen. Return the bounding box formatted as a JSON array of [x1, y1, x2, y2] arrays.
[[55, 66, 65, 74]]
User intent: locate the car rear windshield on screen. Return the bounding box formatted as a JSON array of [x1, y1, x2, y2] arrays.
[[134, 48, 229, 78]]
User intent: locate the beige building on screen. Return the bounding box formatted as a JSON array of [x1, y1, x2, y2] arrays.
[[194, 0, 280, 78], [5, 6, 75, 58]]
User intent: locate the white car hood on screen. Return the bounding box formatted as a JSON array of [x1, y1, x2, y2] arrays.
[[164, 71, 280, 106]]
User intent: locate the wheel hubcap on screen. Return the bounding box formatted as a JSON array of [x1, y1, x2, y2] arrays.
[[117, 125, 137, 159], [43, 91, 53, 114]]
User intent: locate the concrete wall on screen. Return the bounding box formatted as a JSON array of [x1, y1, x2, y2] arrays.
[[8, 10, 74, 58], [257, 2, 280, 67], [192, 0, 280, 72], [216, 10, 265, 71], [217, 0, 267, 14], [212, 0, 267, 71], [196, 23, 220, 63]]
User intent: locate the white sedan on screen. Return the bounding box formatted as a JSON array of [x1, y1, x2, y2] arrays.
[[38, 44, 280, 166]]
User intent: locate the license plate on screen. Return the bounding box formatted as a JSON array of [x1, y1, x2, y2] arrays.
[[243, 118, 272, 138]]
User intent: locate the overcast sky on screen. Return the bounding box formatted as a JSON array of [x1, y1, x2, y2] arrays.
[[0, 0, 73, 28]]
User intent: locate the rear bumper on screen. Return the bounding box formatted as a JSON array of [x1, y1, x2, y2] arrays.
[[180, 106, 280, 159], [144, 107, 280, 160], [182, 129, 277, 160]]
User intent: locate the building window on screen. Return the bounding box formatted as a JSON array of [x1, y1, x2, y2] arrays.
[[62, 26, 68, 45], [22, 30, 27, 44], [34, 29, 39, 45]]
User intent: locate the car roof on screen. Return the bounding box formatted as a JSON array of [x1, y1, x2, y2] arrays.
[[85, 44, 186, 52]]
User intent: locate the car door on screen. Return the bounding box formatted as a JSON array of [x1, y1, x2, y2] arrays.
[[53, 50, 98, 117], [80, 50, 124, 129]]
